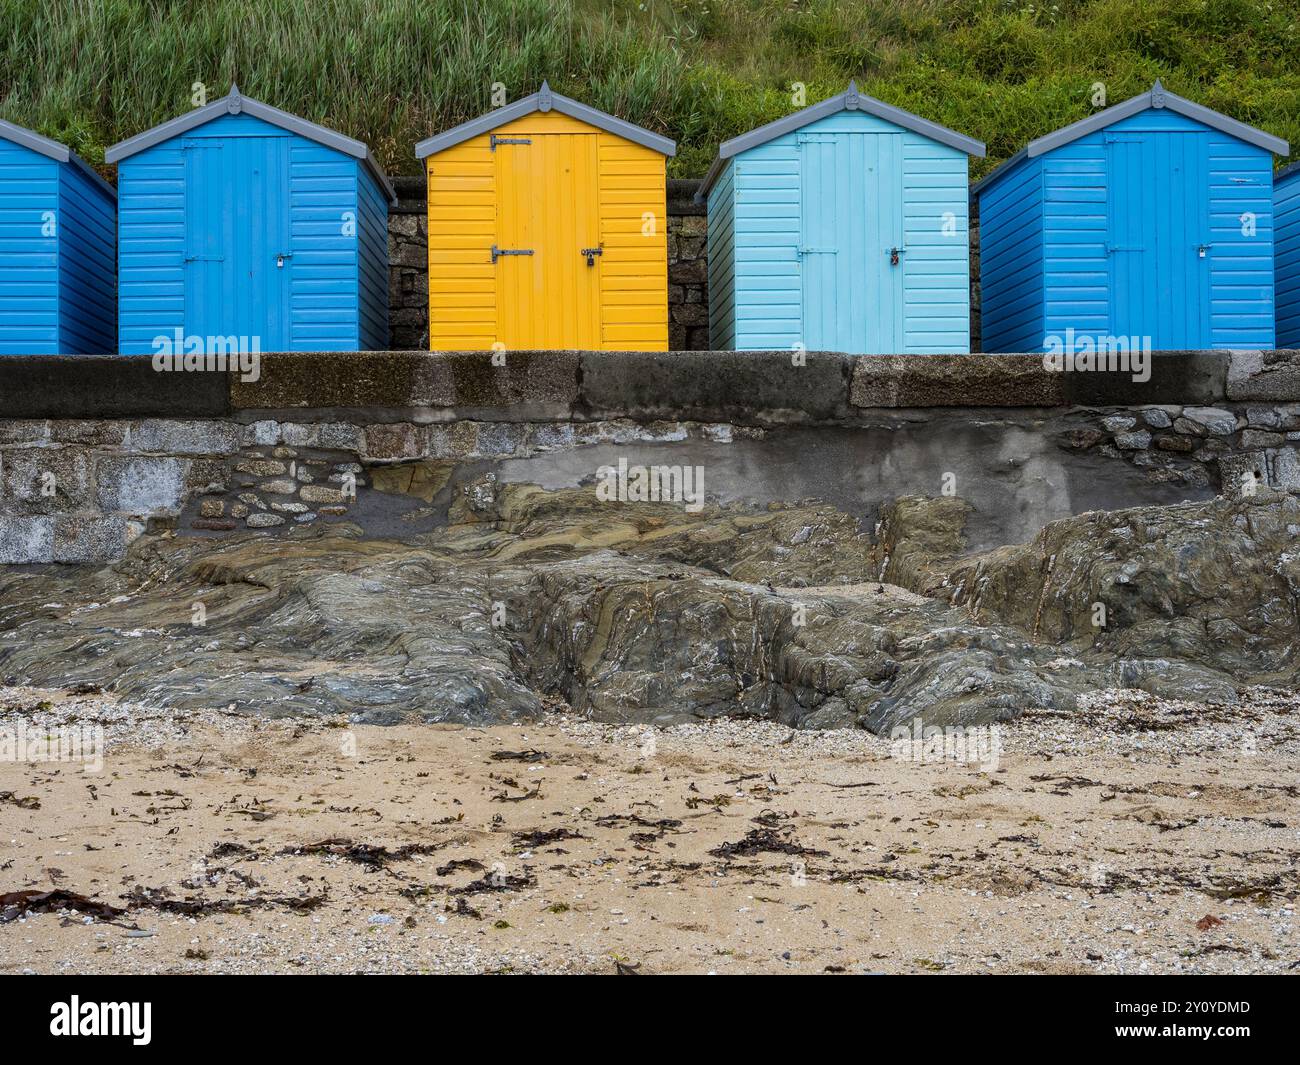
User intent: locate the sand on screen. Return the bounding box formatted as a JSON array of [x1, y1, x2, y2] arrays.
[[1, 685, 1297, 975]]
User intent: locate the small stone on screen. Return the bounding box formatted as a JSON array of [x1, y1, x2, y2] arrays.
[[1101, 414, 1136, 432], [272, 446, 298, 459], [237, 493, 267, 509], [231, 503, 250, 519], [1245, 407, 1282, 428], [199, 499, 225, 518], [294, 513, 318, 524], [1172, 417, 1206, 437], [260, 479, 298, 495], [235, 459, 286, 476], [1274, 448, 1300, 491], [1140, 408, 1172, 429], [1155, 435, 1195, 453], [191, 518, 237, 531], [1113, 430, 1152, 451], [319, 505, 348, 516], [1061, 428, 1105, 450], [1181, 406, 1237, 436], [246, 513, 285, 528], [271, 501, 309, 514], [300, 485, 346, 504], [1240, 429, 1284, 449]]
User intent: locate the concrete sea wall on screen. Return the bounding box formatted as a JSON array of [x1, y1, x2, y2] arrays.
[[1, 349, 1299, 563]]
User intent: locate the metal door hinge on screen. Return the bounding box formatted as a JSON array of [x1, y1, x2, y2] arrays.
[[490, 135, 532, 150], [491, 245, 534, 263]]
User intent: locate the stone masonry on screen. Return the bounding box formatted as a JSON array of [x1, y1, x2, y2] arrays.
[[4, 349, 1300, 563]]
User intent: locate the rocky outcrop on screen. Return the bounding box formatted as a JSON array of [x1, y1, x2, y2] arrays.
[[878, 491, 1300, 690], [3, 483, 1295, 732]]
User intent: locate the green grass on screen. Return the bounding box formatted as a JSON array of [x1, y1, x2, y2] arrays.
[[1, 0, 1299, 179]]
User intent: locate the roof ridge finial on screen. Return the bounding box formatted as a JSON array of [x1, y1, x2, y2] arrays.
[[1151, 78, 1167, 107], [846, 79, 860, 109], [538, 80, 553, 112], [227, 83, 243, 114]]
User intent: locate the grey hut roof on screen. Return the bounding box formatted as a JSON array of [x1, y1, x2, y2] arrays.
[[414, 81, 676, 159], [697, 82, 986, 201], [105, 86, 396, 204], [972, 81, 1289, 198], [0, 118, 115, 199]]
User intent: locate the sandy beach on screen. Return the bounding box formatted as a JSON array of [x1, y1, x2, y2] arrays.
[[2, 684, 1296, 975]]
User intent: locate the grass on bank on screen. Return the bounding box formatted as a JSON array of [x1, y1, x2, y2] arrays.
[[1, 0, 1298, 179]]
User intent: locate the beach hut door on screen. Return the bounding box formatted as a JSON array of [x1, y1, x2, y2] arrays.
[[183, 137, 291, 351], [799, 133, 903, 353], [494, 133, 601, 349], [1106, 132, 1210, 349]]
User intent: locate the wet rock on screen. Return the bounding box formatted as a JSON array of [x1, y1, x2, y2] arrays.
[[0, 486, 1294, 732], [881, 493, 1300, 683]]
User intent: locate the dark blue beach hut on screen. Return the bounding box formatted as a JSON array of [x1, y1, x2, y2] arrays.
[[105, 86, 395, 355], [1275, 162, 1300, 348], [0, 119, 116, 355], [973, 82, 1287, 353]]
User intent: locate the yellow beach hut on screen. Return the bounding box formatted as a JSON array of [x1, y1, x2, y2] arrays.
[[415, 82, 675, 351]]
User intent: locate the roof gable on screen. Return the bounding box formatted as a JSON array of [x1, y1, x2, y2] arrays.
[[414, 81, 676, 159], [105, 86, 395, 204], [974, 81, 1288, 199], [698, 82, 985, 199], [0, 118, 116, 200]]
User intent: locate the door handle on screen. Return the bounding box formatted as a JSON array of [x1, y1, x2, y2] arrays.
[[581, 246, 603, 267]]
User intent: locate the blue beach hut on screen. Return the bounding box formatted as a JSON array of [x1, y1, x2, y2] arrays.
[[0, 119, 116, 355], [973, 82, 1287, 353], [698, 82, 985, 354], [1275, 161, 1300, 348], [105, 86, 395, 355]]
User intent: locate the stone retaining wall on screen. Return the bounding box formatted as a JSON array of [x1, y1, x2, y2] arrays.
[[386, 177, 709, 350], [3, 349, 1299, 563]]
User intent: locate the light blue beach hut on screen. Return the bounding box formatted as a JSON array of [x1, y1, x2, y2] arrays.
[[973, 82, 1287, 353], [0, 119, 116, 355], [698, 82, 984, 354], [105, 86, 395, 355], [1275, 161, 1300, 348]]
